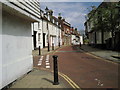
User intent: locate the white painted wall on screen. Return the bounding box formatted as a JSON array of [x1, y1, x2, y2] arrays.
[[0, 3, 2, 89], [89, 33, 94, 44], [39, 19, 43, 49], [59, 28, 62, 46], [96, 31, 102, 44], [80, 36, 83, 44], [1, 11, 33, 89], [32, 20, 43, 49], [104, 31, 112, 42], [31, 23, 34, 50], [42, 19, 62, 47], [71, 35, 76, 45], [43, 20, 48, 34], [43, 20, 48, 47]]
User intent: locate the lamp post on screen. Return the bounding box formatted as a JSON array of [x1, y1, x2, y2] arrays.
[[45, 7, 50, 52]]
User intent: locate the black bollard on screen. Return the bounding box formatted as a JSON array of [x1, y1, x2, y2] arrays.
[[53, 55, 59, 85], [39, 46, 41, 55], [59, 42, 60, 47], [52, 43, 54, 50], [80, 42, 81, 48]]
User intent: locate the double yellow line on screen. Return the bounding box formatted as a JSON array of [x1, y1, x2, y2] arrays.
[[42, 46, 81, 89], [40, 67, 81, 90], [58, 72, 81, 90], [81, 50, 117, 65]]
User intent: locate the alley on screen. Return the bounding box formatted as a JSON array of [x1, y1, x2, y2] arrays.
[[34, 45, 118, 89]]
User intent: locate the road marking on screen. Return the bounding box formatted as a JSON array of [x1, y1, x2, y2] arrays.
[[59, 72, 80, 89], [39, 59, 42, 61], [37, 56, 44, 66], [40, 67, 81, 90], [38, 63, 41, 66], [46, 66, 50, 68], [46, 61, 49, 62], [55, 51, 81, 52], [46, 55, 49, 60], [39, 56, 43, 61], [80, 49, 117, 65], [94, 78, 104, 87], [58, 72, 81, 89], [45, 55, 50, 69], [46, 63, 50, 65], [46, 59, 49, 61], [58, 73, 76, 89], [38, 60, 42, 63]]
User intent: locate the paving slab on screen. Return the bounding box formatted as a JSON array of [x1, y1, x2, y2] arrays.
[[9, 69, 68, 89], [80, 45, 120, 63]]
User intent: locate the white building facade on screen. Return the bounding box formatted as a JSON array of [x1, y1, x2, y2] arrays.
[[71, 35, 76, 45], [0, 0, 40, 89], [32, 20, 43, 50]]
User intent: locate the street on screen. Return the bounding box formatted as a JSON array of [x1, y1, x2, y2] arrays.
[[34, 45, 118, 89]]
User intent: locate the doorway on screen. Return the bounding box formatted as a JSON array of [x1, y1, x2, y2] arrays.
[[43, 33, 46, 48], [33, 31, 37, 50]]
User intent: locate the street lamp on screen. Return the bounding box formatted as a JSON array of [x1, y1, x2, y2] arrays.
[[44, 7, 50, 52]]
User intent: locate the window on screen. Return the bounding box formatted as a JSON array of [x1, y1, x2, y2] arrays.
[[38, 33, 41, 41]]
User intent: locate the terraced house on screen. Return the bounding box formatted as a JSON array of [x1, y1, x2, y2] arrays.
[[32, 7, 62, 50], [85, 1, 120, 51], [0, 0, 40, 89]]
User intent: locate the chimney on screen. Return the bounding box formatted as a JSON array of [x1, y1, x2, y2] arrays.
[[62, 18, 65, 21], [58, 13, 62, 20], [49, 10, 53, 16]]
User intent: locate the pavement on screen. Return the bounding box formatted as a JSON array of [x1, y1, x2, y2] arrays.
[[9, 69, 70, 89], [79, 44, 120, 63], [7, 45, 72, 89], [6, 45, 119, 89]]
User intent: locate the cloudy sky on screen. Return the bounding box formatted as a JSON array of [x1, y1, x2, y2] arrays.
[[40, 2, 102, 32]]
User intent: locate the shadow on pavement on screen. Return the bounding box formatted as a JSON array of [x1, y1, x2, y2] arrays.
[[42, 78, 54, 84]]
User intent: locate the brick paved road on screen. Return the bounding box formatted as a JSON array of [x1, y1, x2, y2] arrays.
[[33, 45, 119, 89]]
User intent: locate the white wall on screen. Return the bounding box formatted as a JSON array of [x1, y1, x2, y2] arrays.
[[31, 23, 34, 50], [0, 3, 2, 89], [39, 19, 43, 49], [59, 28, 62, 46], [96, 31, 102, 44], [80, 36, 83, 44], [42, 19, 62, 47], [32, 21, 43, 49], [43, 20, 48, 34], [1, 11, 33, 89], [43, 20, 48, 47], [71, 35, 76, 45]]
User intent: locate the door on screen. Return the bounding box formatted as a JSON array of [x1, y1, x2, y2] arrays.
[[33, 31, 37, 49], [43, 33, 46, 48]]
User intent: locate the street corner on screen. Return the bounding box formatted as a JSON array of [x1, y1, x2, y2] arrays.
[[9, 69, 70, 89]]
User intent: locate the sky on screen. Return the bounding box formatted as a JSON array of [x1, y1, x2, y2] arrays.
[[40, 2, 102, 33]]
